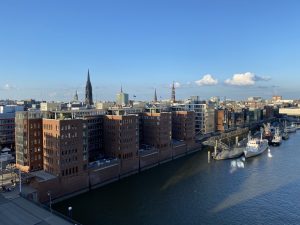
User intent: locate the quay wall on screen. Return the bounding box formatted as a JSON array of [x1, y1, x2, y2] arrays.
[[27, 143, 202, 204]]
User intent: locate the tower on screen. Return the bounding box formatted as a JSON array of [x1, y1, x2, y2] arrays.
[[171, 82, 176, 103], [154, 88, 158, 102], [74, 90, 78, 102], [116, 86, 129, 106], [85, 70, 93, 106]]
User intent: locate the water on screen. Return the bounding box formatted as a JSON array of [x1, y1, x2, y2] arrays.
[[54, 132, 300, 225]]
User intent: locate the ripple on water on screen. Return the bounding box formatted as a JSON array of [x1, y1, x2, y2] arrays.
[[54, 132, 300, 225]]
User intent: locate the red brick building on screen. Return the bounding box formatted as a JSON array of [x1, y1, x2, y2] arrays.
[[42, 119, 87, 177], [103, 115, 139, 174], [141, 112, 172, 161], [172, 111, 195, 147], [15, 111, 43, 172]]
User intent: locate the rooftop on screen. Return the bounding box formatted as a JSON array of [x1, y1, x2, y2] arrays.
[[31, 170, 57, 182], [0, 194, 74, 225]]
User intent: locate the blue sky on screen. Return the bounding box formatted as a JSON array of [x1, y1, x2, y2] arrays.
[[0, 0, 300, 101]]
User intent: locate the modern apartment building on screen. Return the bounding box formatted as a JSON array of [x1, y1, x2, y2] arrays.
[[172, 99, 216, 135], [0, 105, 24, 149]]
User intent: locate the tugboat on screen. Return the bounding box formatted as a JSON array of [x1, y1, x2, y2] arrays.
[[244, 128, 269, 158], [271, 128, 282, 146], [263, 123, 273, 144]]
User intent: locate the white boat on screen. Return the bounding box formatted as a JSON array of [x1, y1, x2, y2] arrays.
[[214, 137, 247, 160], [271, 128, 282, 146], [284, 122, 297, 133], [244, 130, 269, 158]]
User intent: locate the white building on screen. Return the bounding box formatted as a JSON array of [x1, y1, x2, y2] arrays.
[[172, 98, 216, 135], [116, 88, 129, 106], [40, 102, 63, 111]]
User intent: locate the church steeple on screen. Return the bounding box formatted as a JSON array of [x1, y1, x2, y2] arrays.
[[74, 90, 78, 101], [85, 69, 93, 106], [171, 81, 176, 103], [154, 88, 157, 102]]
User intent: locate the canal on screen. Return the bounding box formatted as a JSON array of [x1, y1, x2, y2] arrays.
[[54, 131, 300, 225]]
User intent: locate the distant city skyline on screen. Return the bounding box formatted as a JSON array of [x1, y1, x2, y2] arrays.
[[1, 0, 300, 101]]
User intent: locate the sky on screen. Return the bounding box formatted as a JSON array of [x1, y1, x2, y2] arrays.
[[1, 0, 300, 102]]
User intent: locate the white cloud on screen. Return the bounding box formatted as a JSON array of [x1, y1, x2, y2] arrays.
[[195, 74, 218, 86], [174, 82, 181, 88], [225, 72, 271, 86]]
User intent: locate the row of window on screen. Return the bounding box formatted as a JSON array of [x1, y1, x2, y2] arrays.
[[121, 152, 133, 159], [61, 148, 78, 155], [61, 167, 78, 176], [29, 147, 42, 153], [43, 124, 55, 130], [0, 125, 14, 130], [63, 156, 78, 163], [61, 132, 78, 139], [0, 119, 14, 124], [30, 154, 42, 161], [30, 123, 41, 129], [61, 124, 77, 131]]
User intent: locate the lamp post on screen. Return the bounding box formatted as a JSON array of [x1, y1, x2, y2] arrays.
[[19, 169, 22, 194], [68, 206, 72, 219], [47, 191, 52, 213], [1, 159, 3, 187]]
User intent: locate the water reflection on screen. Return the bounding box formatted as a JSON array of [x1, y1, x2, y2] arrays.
[[213, 147, 300, 214], [268, 148, 273, 158], [161, 152, 205, 191], [230, 157, 245, 173], [54, 132, 300, 225]]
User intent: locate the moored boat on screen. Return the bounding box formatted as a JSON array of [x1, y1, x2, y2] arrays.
[[244, 130, 269, 158], [284, 125, 297, 133], [263, 123, 273, 144], [214, 147, 244, 160], [271, 128, 282, 146], [282, 132, 289, 140]]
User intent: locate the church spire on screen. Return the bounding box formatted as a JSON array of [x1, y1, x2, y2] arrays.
[[87, 69, 90, 82], [85, 69, 93, 106], [154, 88, 157, 102], [74, 90, 78, 101], [171, 81, 176, 103], [120, 85, 123, 93]]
